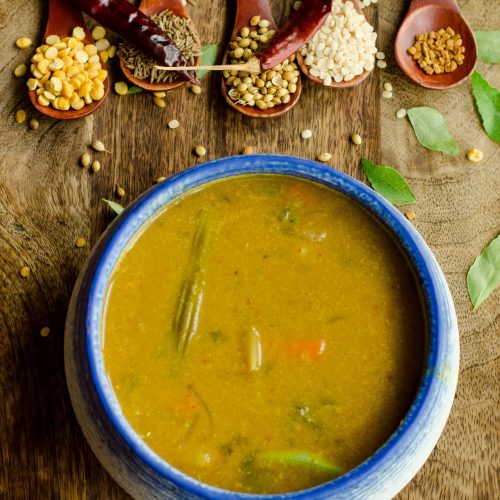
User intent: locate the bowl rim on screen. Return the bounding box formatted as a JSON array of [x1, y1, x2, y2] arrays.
[[84, 154, 459, 499]]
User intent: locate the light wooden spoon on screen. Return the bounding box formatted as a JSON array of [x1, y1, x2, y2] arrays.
[[28, 0, 110, 120], [220, 0, 302, 119], [119, 0, 201, 92], [296, 0, 372, 89], [394, 0, 476, 89]]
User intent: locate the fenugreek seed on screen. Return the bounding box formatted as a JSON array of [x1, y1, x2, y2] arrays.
[[20, 266, 30, 278], [382, 90, 393, 99], [396, 108, 407, 119], [16, 37, 32, 49], [351, 133, 362, 145], [405, 210, 416, 221], [15, 109, 26, 124], [189, 84, 201, 95], [153, 91, 166, 98], [250, 15, 261, 26], [81, 152, 91, 168], [29, 118, 39, 130], [155, 176, 167, 183], [91, 160, 101, 172], [114, 81, 128, 95], [383, 82, 393, 92], [116, 185, 125, 198], [153, 97, 166, 108], [242, 146, 253, 155], [168, 119, 180, 129], [301, 129, 312, 139], [91, 140, 108, 152], [40, 326, 50, 337], [14, 64, 27, 77], [318, 152, 332, 162], [467, 148, 483, 163], [75, 237, 86, 248], [194, 145, 206, 157]]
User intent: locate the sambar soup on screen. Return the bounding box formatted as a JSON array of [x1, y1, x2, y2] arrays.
[[102, 175, 425, 494]]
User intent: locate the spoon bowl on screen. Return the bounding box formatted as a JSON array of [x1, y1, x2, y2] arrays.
[[394, 0, 476, 89], [296, 0, 372, 89], [221, 0, 302, 118], [28, 0, 110, 120], [119, 0, 201, 93]]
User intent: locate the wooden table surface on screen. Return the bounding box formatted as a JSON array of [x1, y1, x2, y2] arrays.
[[1, 0, 498, 498]]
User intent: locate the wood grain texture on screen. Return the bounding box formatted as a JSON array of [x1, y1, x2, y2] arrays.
[[0, 0, 498, 499]]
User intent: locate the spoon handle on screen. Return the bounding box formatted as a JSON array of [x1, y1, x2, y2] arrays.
[[406, 0, 460, 15], [45, 0, 87, 38], [155, 62, 257, 72]]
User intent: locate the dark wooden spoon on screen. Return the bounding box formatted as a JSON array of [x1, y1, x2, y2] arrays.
[[394, 0, 476, 89], [221, 0, 302, 118], [28, 0, 110, 120], [296, 0, 372, 89], [119, 0, 201, 92]]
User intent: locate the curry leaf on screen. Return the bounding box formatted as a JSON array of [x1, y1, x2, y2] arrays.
[[407, 106, 460, 155], [475, 31, 500, 63], [102, 199, 124, 215], [471, 71, 500, 143], [360, 159, 416, 205], [127, 86, 143, 94], [467, 234, 500, 311], [198, 44, 219, 78]]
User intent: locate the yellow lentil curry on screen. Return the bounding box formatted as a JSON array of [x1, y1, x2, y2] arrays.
[[103, 175, 425, 494]]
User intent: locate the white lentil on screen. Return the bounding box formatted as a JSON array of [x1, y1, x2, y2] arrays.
[[383, 82, 393, 92], [382, 90, 393, 98], [376, 60, 387, 69], [301, 129, 312, 139], [375, 51, 386, 60], [300, 0, 377, 85], [396, 108, 407, 119]]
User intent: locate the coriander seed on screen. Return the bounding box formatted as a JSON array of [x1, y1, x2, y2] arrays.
[[91, 160, 101, 173], [318, 152, 332, 162], [81, 152, 91, 168]]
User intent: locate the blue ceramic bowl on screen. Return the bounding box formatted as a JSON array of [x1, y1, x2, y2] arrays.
[[65, 155, 459, 500]]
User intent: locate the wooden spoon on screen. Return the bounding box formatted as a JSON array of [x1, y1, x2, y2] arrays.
[[221, 0, 302, 119], [28, 0, 110, 120], [119, 0, 201, 92], [394, 0, 476, 89], [296, 0, 372, 89]]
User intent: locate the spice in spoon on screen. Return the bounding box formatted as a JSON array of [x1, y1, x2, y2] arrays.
[[120, 10, 200, 84], [223, 17, 300, 110], [69, 0, 199, 84], [407, 27, 464, 75]]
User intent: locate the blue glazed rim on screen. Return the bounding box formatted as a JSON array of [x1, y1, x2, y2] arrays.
[[85, 155, 458, 499]]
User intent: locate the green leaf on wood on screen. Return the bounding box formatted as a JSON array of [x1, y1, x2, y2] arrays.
[[475, 31, 500, 63], [407, 106, 459, 155], [102, 199, 124, 215], [127, 86, 143, 94], [471, 71, 500, 143], [360, 159, 416, 205], [467, 234, 500, 311], [198, 44, 219, 78]]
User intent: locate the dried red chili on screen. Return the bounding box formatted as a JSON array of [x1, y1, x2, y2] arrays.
[[258, 0, 332, 71], [69, 0, 199, 84]]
